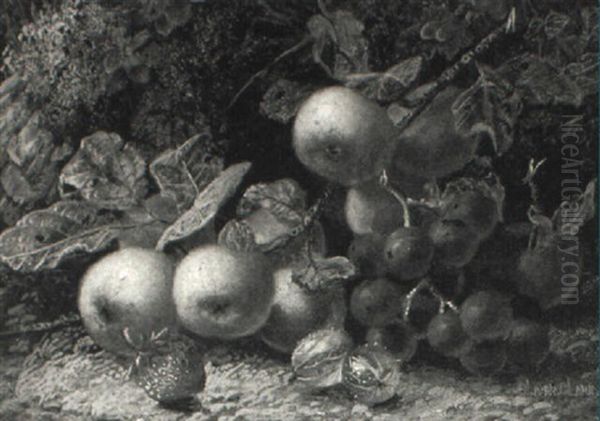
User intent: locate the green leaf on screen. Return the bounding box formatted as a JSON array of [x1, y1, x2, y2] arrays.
[[156, 162, 251, 251], [149, 133, 224, 213], [59, 131, 148, 210], [0, 200, 122, 272]]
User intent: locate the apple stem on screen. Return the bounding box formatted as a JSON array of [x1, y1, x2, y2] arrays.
[[379, 170, 411, 228]]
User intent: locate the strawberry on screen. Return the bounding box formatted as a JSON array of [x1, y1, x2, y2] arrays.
[[123, 328, 206, 410]]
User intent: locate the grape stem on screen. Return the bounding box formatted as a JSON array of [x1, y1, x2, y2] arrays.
[[379, 170, 411, 228]]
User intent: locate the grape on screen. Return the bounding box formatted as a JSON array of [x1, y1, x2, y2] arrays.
[[459, 291, 513, 342], [366, 322, 418, 362], [344, 181, 404, 235], [350, 278, 404, 327], [383, 227, 434, 281], [342, 344, 401, 406], [429, 219, 481, 268], [426, 311, 472, 358], [291, 328, 354, 390], [402, 287, 442, 337], [347, 234, 386, 277], [459, 341, 508, 376], [506, 318, 550, 370]]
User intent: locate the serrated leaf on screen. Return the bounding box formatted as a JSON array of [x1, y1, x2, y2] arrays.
[[237, 178, 307, 226], [452, 64, 522, 156], [149, 132, 224, 213], [292, 256, 356, 292], [499, 54, 584, 107], [0, 200, 122, 272], [156, 162, 251, 251], [59, 131, 148, 210]]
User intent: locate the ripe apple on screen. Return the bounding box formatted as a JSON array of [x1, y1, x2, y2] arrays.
[[293, 86, 396, 186], [260, 267, 346, 354], [172, 244, 275, 339], [78, 247, 176, 356]]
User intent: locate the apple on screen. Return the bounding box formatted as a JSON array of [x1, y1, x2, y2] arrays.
[[293, 86, 396, 186], [172, 244, 275, 339], [260, 267, 346, 354], [78, 247, 176, 356]]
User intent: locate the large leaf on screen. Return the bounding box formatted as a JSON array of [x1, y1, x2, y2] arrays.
[[452, 64, 522, 156], [59, 131, 148, 210], [0, 200, 123, 272], [292, 256, 356, 292], [498, 53, 584, 107], [156, 162, 251, 251], [149, 132, 224, 213], [237, 178, 307, 226]]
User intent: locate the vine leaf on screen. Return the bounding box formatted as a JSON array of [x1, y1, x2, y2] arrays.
[[0, 200, 122, 272], [217, 219, 259, 253], [292, 256, 356, 292], [498, 53, 584, 107], [59, 131, 148, 210], [452, 64, 522, 156], [149, 132, 224, 213], [344, 56, 423, 103], [156, 162, 251, 251]]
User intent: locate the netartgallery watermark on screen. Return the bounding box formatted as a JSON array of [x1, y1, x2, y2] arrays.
[[558, 115, 584, 305]]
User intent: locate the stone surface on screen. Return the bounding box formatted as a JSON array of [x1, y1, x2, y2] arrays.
[[0, 322, 595, 420]]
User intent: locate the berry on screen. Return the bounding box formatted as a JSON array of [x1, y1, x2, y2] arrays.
[[506, 318, 550, 370], [291, 328, 353, 390], [426, 311, 472, 358], [402, 288, 442, 337], [342, 344, 401, 406], [459, 341, 507, 376], [383, 227, 434, 281], [459, 291, 513, 342], [293, 87, 396, 186], [429, 219, 481, 268], [350, 278, 404, 327], [366, 322, 418, 362], [130, 335, 205, 408]]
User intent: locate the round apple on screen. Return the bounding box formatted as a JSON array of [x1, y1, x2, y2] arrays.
[[260, 267, 346, 354], [78, 247, 176, 356], [293, 86, 396, 186], [173, 244, 275, 339]]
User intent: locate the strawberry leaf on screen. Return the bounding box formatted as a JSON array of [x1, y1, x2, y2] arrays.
[[156, 162, 251, 251], [452, 64, 522, 156], [292, 256, 356, 292], [59, 131, 148, 210], [149, 132, 224, 214], [0, 200, 124, 272]]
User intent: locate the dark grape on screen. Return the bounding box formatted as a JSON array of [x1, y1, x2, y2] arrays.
[[383, 227, 434, 282], [347, 234, 386, 277], [366, 322, 418, 362], [429, 219, 481, 268], [342, 344, 401, 406], [506, 318, 550, 370], [426, 311, 472, 358], [459, 291, 513, 342], [350, 278, 403, 327], [459, 341, 508, 376], [402, 287, 442, 337]]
